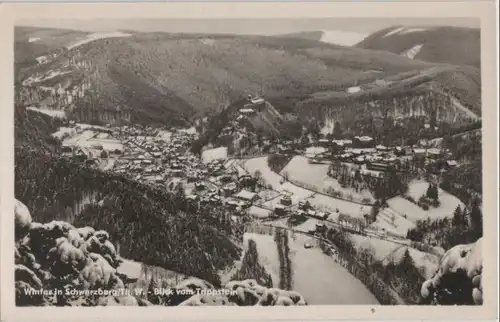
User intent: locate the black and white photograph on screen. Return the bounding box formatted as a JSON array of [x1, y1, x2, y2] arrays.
[[1, 2, 498, 319]]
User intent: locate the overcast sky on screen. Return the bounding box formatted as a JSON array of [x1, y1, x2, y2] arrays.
[[18, 18, 479, 35]]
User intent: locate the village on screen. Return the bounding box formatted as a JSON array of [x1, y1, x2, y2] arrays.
[[51, 101, 463, 253]]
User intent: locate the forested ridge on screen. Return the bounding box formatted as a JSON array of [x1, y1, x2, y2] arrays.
[[15, 108, 242, 286]]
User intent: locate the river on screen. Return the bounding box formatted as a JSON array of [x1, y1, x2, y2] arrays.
[[244, 222, 379, 305]]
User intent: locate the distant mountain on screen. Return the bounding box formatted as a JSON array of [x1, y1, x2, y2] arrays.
[[355, 26, 480, 68], [15, 26, 480, 131], [276, 30, 368, 46]]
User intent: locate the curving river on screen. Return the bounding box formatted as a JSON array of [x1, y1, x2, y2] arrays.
[[243, 222, 379, 305]]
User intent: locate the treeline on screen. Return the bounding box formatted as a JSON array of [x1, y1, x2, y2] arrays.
[[274, 228, 292, 290], [230, 239, 273, 288], [15, 106, 63, 152], [406, 200, 482, 251], [15, 148, 242, 286], [323, 228, 425, 305]]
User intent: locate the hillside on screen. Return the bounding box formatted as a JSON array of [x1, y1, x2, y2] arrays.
[[14, 109, 243, 285], [356, 26, 480, 68], [14, 26, 89, 70], [15, 28, 435, 125], [277, 30, 368, 46], [15, 199, 308, 306], [15, 27, 481, 133]]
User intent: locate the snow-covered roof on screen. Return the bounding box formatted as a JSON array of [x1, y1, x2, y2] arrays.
[[235, 190, 258, 201]]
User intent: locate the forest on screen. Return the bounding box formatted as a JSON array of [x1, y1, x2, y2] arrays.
[[15, 148, 242, 286]]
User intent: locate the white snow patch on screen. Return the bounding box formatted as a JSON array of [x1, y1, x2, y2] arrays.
[[305, 146, 326, 157], [248, 206, 272, 218], [52, 127, 76, 140], [383, 27, 405, 38], [67, 31, 132, 50], [243, 233, 281, 287], [27, 107, 66, 118], [288, 230, 379, 304], [243, 157, 282, 189], [28, 37, 40, 43], [399, 28, 429, 35], [401, 44, 424, 59], [321, 118, 335, 135], [202, 147, 228, 164], [320, 30, 368, 46]]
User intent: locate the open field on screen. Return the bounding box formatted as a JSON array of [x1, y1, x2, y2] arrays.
[[281, 156, 374, 202]]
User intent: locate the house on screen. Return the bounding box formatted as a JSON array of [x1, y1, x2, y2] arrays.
[[427, 148, 442, 159], [221, 183, 237, 197], [234, 190, 259, 202], [239, 108, 256, 116], [376, 145, 390, 152], [445, 160, 458, 169], [280, 196, 292, 206], [298, 200, 311, 211], [353, 136, 375, 148], [274, 205, 288, 217], [346, 86, 361, 94], [318, 139, 331, 148], [366, 162, 390, 172]]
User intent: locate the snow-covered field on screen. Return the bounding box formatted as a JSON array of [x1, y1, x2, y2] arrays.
[[63, 130, 123, 152], [304, 146, 326, 157], [348, 235, 439, 279], [319, 30, 368, 46], [67, 31, 132, 50], [288, 229, 379, 305], [405, 180, 464, 220], [52, 127, 76, 140], [202, 147, 228, 164], [308, 194, 372, 219], [242, 156, 373, 218], [243, 157, 282, 189], [388, 197, 428, 222], [27, 107, 66, 118], [281, 156, 374, 202], [278, 182, 315, 205], [371, 207, 416, 237], [248, 206, 272, 218], [243, 233, 281, 287]]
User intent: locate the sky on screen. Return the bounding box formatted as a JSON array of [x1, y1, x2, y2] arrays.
[[18, 18, 479, 36]]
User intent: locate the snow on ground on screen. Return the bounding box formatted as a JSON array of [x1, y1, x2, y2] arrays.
[[288, 230, 379, 305], [116, 258, 143, 280], [248, 206, 272, 218], [319, 30, 369, 46], [28, 37, 40, 43], [371, 207, 416, 237], [27, 107, 66, 118], [406, 180, 464, 220], [401, 44, 424, 60], [383, 27, 405, 37], [350, 234, 400, 261], [243, 157, 282, 189], [243, 233, 281, 287], [202, 147, 228, 164], [52, 127, 76, 140], [281, 156, 374, 202], [399, 28, 430, 34], [388, 197, 428, 222], [278, 182, 315, 205], [321, 118, 335, 135], [349, 235, 439, 279], [178, 126, 197, 135], [308, 194, 372, 219], [157, 130, 173, 140], [63, 130, 123, 152], [304, 146, 326, 157], [67, 31, 132, 50]]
